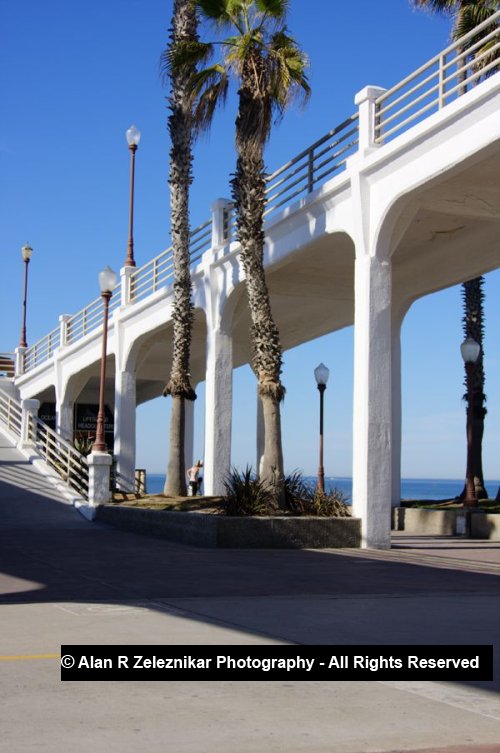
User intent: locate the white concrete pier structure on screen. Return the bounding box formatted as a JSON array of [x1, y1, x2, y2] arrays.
[[9, 20, 500, 547]]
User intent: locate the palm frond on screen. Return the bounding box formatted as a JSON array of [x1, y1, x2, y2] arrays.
[[411, 0, 458, 14], [455, 3, 498, 41], [255, 0, 289, 18], [190, 65, 229, 132], [161, 39, 214, 82]]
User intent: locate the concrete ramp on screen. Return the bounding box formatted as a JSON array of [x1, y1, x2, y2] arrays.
[[0, 433, 89, 529]]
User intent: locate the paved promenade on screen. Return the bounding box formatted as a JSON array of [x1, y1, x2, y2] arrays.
[[1, 433, 499, 753]]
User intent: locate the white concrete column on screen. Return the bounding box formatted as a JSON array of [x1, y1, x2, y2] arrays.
[[355, 85, 386, 154], [184, 395, 195, 471], [114, 368, 136, 492], [59, 315, 71, 347], [391, 310, 404, 510], [211, 198, 233, 251], [120, 266, 135, 306], [56, 400, 74, 442], [19, 398, 40, 448], [15, 347, 26, 377], [256, 388, 265, 477], [204, 325, 233, 496], [87, 451, 112, 505], [352, 254, 392, 549]]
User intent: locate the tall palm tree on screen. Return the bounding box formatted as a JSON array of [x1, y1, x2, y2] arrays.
[[168, 0, 310, 499], [461, 277, 488, 498], [161, 0, 198, 497], [414, 0, 497, 499]]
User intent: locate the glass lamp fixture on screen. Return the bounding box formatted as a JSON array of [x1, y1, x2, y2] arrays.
[[98, 266, 117, 294], [126, 124, 141, 147], [314, 362, 330, 387], [460, 337, 480, 364], [21, 243, 33, 262]]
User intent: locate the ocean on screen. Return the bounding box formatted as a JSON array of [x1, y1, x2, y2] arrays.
[[144, 474, 500, 501]]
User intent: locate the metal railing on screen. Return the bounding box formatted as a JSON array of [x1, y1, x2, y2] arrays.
[[66, 283, 122, 345], [0, 353, 15, 378], [23, 327, 59, 372], [130, 219, 212, 304], [0, 389, 22, 438], [264, 114, 359, 219], [14, 13, 499, 375], [28, 415, 89, 497], [375, 10, 499, 143]]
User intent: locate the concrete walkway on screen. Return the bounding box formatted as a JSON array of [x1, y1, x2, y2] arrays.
[[1, 432, 499, 753]]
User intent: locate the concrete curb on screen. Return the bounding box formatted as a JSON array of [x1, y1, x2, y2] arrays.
[[392, 506, 500, 540]]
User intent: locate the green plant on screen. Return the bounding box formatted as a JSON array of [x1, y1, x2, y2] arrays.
[[223, 466, 276, 516], [284, 471, 351, 517], [73, 432, 94, 456]]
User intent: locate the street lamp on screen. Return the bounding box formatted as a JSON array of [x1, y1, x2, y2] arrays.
[[124, 124, 141, 267], [460, 336, 481, 507], [314, 362, 330, 494], [19, 243, 33, 348], [92, 266, 117, 453]]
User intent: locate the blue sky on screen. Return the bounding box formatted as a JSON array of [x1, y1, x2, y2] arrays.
[[1, 1, 499, 481]]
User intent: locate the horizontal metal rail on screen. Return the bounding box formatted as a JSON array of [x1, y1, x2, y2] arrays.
[[23, 327, 59, 373], [130, 220, 212, 304], [66, 283, 121, 345], [375, 10, 499, 143], [29, 415, 89, 497], [0, 389, 22, 438]]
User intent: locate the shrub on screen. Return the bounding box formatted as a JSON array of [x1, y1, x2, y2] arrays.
[[223, 466, 276, 516], [284, 470, 351, 517], [222, 467, 351, 518]]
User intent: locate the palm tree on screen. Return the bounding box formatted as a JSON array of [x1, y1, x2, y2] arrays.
[[414, 0, 497, 499], [161, 0, 198, 497], [168, 0, 310, 499], [461, 277, 488, 499]]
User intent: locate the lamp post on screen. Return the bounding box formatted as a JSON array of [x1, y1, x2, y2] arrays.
[[92, 266, 117, 453], [314, 362, 330, 494], [460, 336, 481, 507], [19, 243, 33, 348], [124, 124, 141, 267]]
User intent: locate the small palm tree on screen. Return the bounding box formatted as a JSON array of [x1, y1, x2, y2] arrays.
[[413, 0, 497, 498], [168, 0, 310, 500], [161, 0, 198, 497]]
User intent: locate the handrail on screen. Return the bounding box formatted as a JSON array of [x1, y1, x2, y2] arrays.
[[28, 415, 89, 497], [375, 9, 499, 143], [0, 389, 22, 438], [23, 327, 59, 372]]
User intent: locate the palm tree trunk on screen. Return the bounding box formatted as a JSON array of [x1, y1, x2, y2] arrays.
[[163, 0, 197, 497], [458, 276, 488, 500], [232, 70, 285, 498]]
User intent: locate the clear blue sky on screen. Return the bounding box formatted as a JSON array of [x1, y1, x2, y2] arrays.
[[1, 1, 499, 481]]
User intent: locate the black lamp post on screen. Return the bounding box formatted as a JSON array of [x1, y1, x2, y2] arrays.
[[124, 124, 141, 268], [92, 266, 117, 453], [314, 362, 330, 494], [460, 336, 481, 507], [19, 243, 33, 348]]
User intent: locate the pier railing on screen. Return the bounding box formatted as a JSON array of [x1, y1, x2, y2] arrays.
[[375, 9, 499, 143], [17, 10, 499, 375]]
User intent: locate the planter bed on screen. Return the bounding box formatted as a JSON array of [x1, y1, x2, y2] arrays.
[[96, 504, 361, 549], [392, 506, 500, 540]]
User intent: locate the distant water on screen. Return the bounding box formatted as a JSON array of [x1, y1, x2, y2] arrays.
[[145, 474, 500, 501]]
